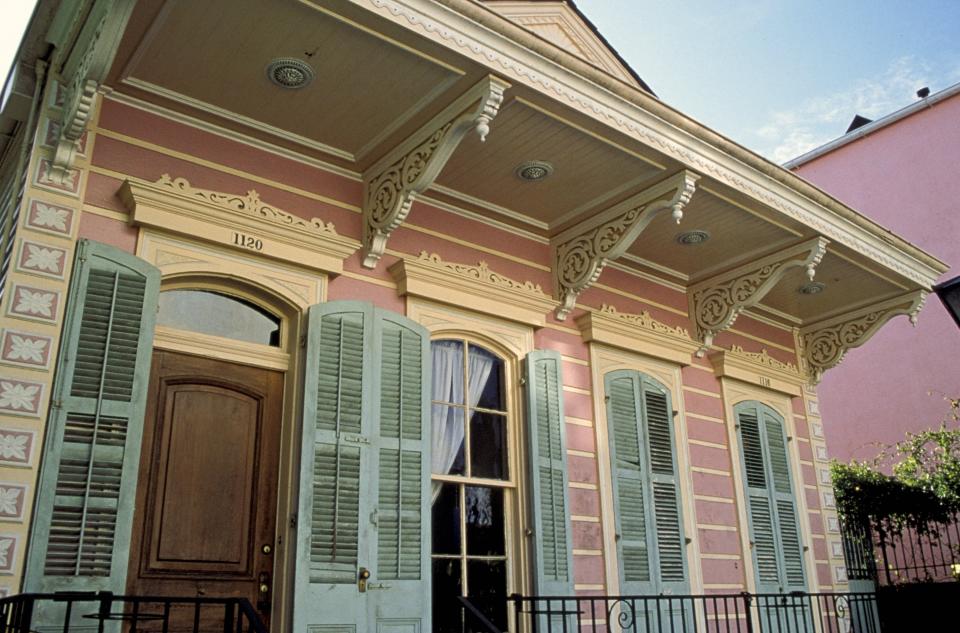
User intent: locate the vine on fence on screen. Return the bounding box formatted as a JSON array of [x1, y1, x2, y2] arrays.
[[830, 396, 960, 537]]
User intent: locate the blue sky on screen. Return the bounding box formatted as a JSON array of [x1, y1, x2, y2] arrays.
[[579, 0, 960, 162], [2, 1, 959, 163]]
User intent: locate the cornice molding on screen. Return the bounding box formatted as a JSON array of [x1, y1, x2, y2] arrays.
[[552, 170, 699, 320], [690, 237, 828, 355], [576, 304, 699, 366], [362, 74, 510, 269], [352, 0, 945, 287], [389, 251, 554, 327], [49, 0, 136, 181], [121, 175, 359, 275], [800, 290, 926, 384], [709, 345, 805, 397]]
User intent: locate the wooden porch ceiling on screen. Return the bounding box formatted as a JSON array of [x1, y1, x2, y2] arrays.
[[107, 0, 928, 332]]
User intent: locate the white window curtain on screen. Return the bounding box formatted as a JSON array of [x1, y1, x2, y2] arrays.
[[431, 341, 496, 502]]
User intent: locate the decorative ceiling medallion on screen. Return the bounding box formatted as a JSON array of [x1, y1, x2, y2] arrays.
[[266, 58, 315, 89], [675, 230, 710, 245], [515, 160, 554, 182], [799, 281, 826, 295]]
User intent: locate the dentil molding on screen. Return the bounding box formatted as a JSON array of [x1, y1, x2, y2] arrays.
[[801, 290, 926, 384], [362, 75, 510, 269], [576, 303, 700, 366], [552, 170, 699, 320], [121, 175, 359, 275], [389, 251, 554, 327], [690, 237, 828, 355]]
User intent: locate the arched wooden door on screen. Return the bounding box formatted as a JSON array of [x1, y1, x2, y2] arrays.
[[127, 350, 283, 629]]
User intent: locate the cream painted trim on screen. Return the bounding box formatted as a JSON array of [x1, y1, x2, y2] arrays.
[[103, 91, 362, 181], [725, 327, 795, 353], [577, 304, 699, 366], [353, 0, 945, 287], [82, 202, 129, 222], [123, 175, 359, 275], [587, 281, 688, 316], [604, 259, 687, 294], [152, 326, 290, 370], [709, 346, 806, 397], [429, 183, 550, 232], [416, 192, 549, 245], [406, 297, 535, 361], [719, 378, 820, 592], [391, 252, 554, 328], [588, 343, 703, 596]]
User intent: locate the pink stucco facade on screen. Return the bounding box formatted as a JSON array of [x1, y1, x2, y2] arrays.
[[793, 90, 960, 462]]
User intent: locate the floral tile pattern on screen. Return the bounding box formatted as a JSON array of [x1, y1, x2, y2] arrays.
[[24, 199, 76, 237], [7, 284, 60, 323], [0, 330, 53, 370], [0, 428, 36, 467], [16, 240, 68, 279], [0, 483, 27, 521], [0, 378, 44, 417], [826, 515, 840, 532], [34, 159, 81, 197], [811, 423, 824, 437], [815, 445, 828, 461], [0, 535, 18, 574]]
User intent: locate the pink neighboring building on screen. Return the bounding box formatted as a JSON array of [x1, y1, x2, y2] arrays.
[[787, 83, 960, 463]]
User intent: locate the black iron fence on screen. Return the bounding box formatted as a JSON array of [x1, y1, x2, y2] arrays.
[[841, 513, 960, 584], [508, 591, 881, 633], [0, 591, 267, 633]]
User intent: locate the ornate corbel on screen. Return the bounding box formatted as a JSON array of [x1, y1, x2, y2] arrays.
[[690, 237, 829, 355], [49, 0, 136, 183], [362, 75, 510, 268], [552, 170, 700, 320], [801, 290, 926, 384]]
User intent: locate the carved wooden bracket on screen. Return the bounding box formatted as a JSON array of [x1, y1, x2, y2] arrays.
[[361, 75, 510, 269], [49, 0, 136, 183], [801, 290, 926, 384], [690, 237, 829, 355], [551, 170, 700, 320]]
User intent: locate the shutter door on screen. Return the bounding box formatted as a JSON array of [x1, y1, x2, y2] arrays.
[[524, 350, 574, 597], [294, 302, 431, 633], [25, 239, 160, 594]]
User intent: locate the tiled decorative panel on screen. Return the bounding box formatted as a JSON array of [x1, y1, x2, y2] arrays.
[[0, 329, 53, 370], [0, 378, 45, 417], [826, 515, 840, 533], [0, 428, 37, 467], [33, 159, 81, 197], [0, 483, 28, 521], [815, 445, 828, 461], [811, 423, 824, 437], [24, 199, 76, 237], [0, 535, 18, 574], [15, 240, 68, 279], [6, 284, 60, 323]]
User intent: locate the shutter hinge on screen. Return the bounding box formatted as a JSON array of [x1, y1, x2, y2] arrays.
[[50, 399, 63, 410], [289, 513, 297, 529], [604, 396, 610, 402], [369, 508, 379, 526], [672, 409, 679, 418], [299, 334, 307, 349], [518, 376, 526, 387]]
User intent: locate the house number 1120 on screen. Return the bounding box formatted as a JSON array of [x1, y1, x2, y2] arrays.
[[232, 232, 263, 251]]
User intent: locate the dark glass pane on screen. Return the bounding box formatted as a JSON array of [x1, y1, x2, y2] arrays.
[[432, 340, 465, 404], [432, 404, 465, 476], [432, 484, 462, 555], [158, 290, 280, 346], [465, 486, 504, 556], [467, 560, 508, 632], [471, 346, 504, 411], [470, 411, 508, 480], [433, 558, 463, 633]]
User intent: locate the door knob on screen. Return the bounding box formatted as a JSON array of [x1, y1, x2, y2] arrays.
[[358, 567, 371, 592]]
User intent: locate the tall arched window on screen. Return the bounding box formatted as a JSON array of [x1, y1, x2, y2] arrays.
[[430, 338, 512, 632]]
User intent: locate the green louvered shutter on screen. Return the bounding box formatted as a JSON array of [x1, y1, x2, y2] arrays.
[[606, 370, 689, 601], [25, 239, 159, 595], [294, 302, 431, 633], [524, 350, 574, 597], [736, 402, 807, 595]]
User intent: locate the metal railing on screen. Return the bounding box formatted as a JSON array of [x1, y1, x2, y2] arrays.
[[841, 513, 960, 584], [508, 591, 881, 633], [0, 591, 267, 633]]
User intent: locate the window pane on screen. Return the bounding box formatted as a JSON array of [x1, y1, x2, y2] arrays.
[[432, 484, 462, 555], [158, 290, 280, 346], [465, 486, 504, 556], [432, 558, 463, 633], [470, 346, 504, 411], [432, 340, 465, 405], [432, 404, 465, 476], [470, 411, 508, 480], [467, 560, 508, 632]]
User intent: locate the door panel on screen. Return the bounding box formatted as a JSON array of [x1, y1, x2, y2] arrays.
[[128, 351, 283, 628]]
